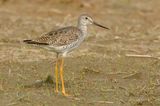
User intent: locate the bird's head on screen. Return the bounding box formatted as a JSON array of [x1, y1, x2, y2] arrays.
[[78, 14, 109, 30]]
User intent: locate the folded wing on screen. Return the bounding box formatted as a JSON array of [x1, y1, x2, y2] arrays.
[[23, 26, 82, 46]]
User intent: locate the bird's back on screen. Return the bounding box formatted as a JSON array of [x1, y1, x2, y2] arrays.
[[24, 26, 84, 53]]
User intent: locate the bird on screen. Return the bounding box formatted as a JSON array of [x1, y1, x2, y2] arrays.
[[23, 14, 109, 96]]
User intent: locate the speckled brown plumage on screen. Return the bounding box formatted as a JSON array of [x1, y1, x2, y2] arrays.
[[24, 26, 82, 46]]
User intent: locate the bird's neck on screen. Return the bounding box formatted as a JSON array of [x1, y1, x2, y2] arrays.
[[77, 23, 87, 37]]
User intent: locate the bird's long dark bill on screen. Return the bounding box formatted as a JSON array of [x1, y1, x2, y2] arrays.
[[93, 22, 109, 30]]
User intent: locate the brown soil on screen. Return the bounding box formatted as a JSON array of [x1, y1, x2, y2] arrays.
[[0, 0, 160, 106]]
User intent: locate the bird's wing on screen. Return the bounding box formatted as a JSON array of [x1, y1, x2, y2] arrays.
[[24, 26, 82, 46]]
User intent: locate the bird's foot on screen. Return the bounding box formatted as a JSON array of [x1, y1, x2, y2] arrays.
[[55, 89, 59, 93], [62, 91, 70, 97]]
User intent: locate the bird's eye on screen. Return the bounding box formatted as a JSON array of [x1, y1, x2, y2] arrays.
[[85, 17, 88, 20]]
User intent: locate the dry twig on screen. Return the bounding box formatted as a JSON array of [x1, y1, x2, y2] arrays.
[[125, 54, 159, 59]]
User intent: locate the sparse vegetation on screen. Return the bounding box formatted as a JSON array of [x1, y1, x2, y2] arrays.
[[0, 0, 160, 106]]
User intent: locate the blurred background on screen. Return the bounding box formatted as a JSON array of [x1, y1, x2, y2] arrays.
[[0, 0, 160, 106]]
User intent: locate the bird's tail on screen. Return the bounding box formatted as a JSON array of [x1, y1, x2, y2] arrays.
[[23, 40, 36, 44], [23, 40, 49, 45]]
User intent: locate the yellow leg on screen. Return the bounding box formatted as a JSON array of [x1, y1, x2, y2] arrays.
[[60, 58, 69, 96], [55, 59, 59, 93]]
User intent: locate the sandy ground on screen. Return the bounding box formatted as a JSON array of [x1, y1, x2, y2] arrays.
[[0, 0, 160, 106]]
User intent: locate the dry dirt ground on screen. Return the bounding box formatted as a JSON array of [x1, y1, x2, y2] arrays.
[[0, 0, 160, 106]]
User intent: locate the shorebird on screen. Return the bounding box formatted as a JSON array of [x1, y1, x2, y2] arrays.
[[23, 14, 109, 96]]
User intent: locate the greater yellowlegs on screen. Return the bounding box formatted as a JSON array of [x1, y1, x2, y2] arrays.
[[23, 14, 109, 96]]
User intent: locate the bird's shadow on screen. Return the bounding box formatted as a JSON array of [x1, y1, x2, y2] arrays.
[[23, 75, 70, 89], [24, 75, 55, 88]]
